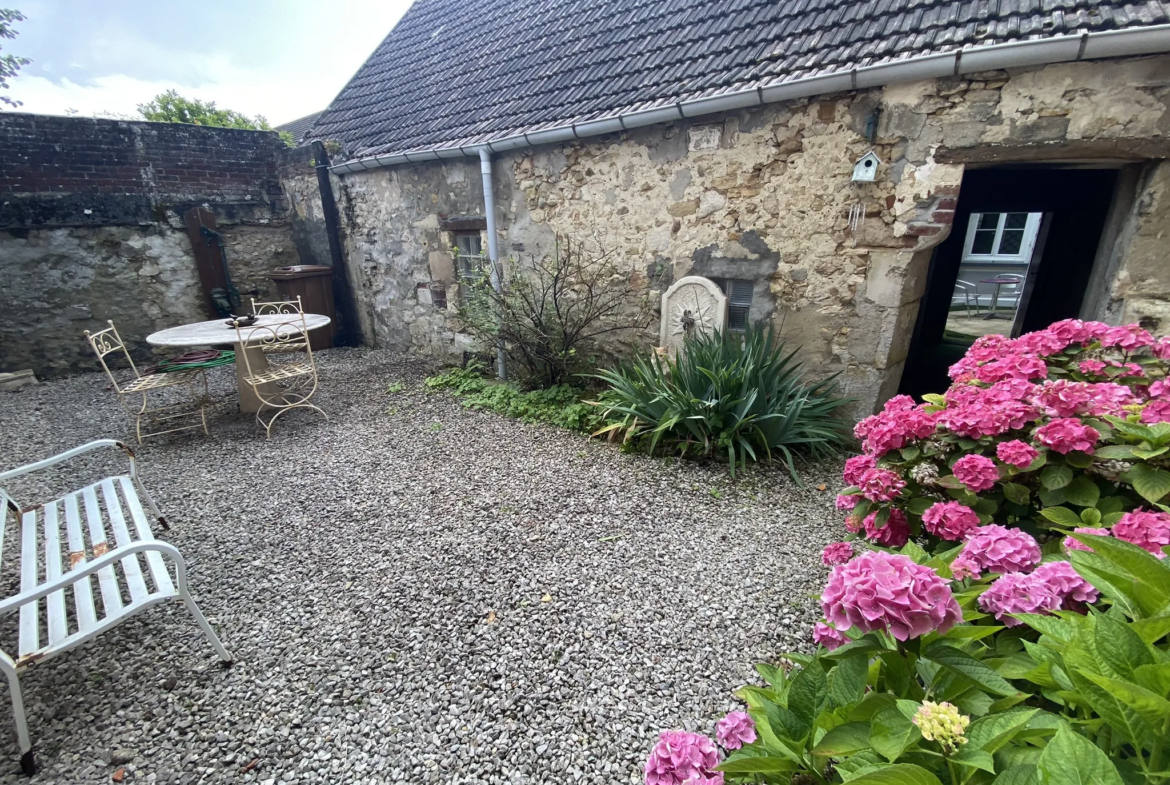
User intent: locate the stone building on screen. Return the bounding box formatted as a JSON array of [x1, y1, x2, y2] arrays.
[[307, 0, 1170, 416]]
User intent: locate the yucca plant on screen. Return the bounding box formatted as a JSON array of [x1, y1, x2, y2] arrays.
[[592, 324, 851, 480]]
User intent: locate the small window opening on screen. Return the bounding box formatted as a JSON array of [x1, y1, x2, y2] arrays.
[[454, 233, 484, 279], [713, 278, 754, 332]]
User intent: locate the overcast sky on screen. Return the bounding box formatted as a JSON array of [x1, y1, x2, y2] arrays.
[[3, 0, 413, 126]]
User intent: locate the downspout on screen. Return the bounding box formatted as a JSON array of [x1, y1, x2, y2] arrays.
[[311, 140, 363, 346], [479, 147, 508, 381]]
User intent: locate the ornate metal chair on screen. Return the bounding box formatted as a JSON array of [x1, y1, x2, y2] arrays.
[[250, 296, 307, 354], [234, 309, 326, 438], [83, 321, 209, 444]]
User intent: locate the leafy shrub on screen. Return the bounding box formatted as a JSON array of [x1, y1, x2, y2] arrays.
[[425, 362, 605, 432], [645, 536, 1170, 785], [642, 320, 1170, 784], [593, 324, 851, 479], [457, 236, 651, 388]]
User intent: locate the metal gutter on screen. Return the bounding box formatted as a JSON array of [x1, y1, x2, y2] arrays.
[[330, 24, 1170, 174], [478, 149, 508, 380]]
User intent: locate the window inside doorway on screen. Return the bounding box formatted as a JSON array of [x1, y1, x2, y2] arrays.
[[962, 212, 1042, 263], [945, 211, 1045, 342]]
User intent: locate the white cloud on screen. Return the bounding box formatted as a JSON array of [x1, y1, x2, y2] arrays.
[[6, 0, 413, 126], [11, 65, 357, 125]]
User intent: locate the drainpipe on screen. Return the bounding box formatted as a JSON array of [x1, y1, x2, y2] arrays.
[[311, 140, 362, 346], [479, 147, 508, 381]]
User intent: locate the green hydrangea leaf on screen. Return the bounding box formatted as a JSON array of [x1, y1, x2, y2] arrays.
[[1040, 465, 1073, 490], [1036, 726, 1124, 785]]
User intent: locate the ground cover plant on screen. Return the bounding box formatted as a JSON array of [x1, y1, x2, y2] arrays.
[[425, 361, 605, 432], [643, 320, 1170, 784], [594, 324, 851, 479]]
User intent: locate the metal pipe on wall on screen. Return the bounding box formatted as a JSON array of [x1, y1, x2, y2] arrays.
[[479, 148, 507, 381], [311, 140, 363, 346]]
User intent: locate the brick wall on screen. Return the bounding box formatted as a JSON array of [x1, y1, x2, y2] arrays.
[[0, 113, 313, 378], [0, 113, 288, 228]]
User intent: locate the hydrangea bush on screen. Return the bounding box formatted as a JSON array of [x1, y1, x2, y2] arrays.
[[642, 322, 1170, 784]]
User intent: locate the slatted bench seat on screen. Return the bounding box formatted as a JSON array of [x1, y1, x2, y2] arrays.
[[0, 440, 231, 776]]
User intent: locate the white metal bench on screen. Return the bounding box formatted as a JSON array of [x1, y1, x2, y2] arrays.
[[0, 440, 231, 775]]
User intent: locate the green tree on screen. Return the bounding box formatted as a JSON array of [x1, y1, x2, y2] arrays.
[[0, 8, 29, 108], [137, 89, 293, 144]]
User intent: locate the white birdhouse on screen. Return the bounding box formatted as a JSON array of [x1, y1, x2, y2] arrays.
[[852, 151, 881, 182]]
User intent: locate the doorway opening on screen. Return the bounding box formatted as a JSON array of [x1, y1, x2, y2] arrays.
[[899, 166, 1121, 399]]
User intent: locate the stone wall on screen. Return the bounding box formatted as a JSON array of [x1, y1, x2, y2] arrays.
[[333, 53, 1170, 415], [0, 114, 305, 377]]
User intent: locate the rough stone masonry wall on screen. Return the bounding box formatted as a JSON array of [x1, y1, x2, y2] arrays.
[[0, 114, 300, 377], [335, 53, 1170, 416]]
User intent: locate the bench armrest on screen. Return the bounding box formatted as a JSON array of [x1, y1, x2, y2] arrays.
[[0, 440, 138, 484], [0, 540, 183, 617]]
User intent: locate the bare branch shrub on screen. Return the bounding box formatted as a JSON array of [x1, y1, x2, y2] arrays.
[[457, 236, 651, 388]]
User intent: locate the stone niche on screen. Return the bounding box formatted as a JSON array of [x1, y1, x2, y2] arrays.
[[659, 275, 728, 354]]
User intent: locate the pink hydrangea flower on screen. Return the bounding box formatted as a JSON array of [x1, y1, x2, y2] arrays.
[[1154, 336, 1170, 360], [682, 776, 724, 785], [1034, 418, 1100, 454], [822, 541, 854, 566], [954, 525, 1041, 575], [1033, 561, 1098, 607], [845, 514, 862, 533], [1112, 361, 1145, 378], [952, 454, 1000, 492], [997, 440, 1038, 468], [1048, 319, 1109, 347], [1029, 380, 1134, 419], [978, 572, 1061, 626], [940, 380, 1040, 439], [715, 712, 757, 750], [843, 454, 877, 486], [835, 494, 859, 510], [858, 468, 906, 503], [863, 509, 910, 548], [820, 551, 963, 641], [1141, 399, 1170, 424], [921, 501, 981, 541], [813, 621, 849, 651], [644, 731, 721, 785], [1078, 360, 1107, 376], [1015, 329, 1069, 357], [1064, 527, 1109, 553], [974, 353, 1048, 385], [1112, 509, 1170, 558], [854, 405, 938, 457], [883, 395, 917, 411], [950, 554, 981, 580], [1101, 324, 1154, 351]]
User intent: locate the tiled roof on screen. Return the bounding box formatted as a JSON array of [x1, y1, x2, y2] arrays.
[[276, 111, 324, 143], [309, 0, 1170, 158]]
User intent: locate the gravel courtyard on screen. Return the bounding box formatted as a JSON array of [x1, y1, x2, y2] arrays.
[[0, 349, 840, 784]]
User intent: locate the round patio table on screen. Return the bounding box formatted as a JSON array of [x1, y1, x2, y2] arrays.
[[147, 314, 331, 413]]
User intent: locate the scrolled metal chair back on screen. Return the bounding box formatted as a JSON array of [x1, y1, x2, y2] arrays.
[[250, 295, 304, 317], [83, 320, 139, 393], [234, 311, 315, 377]]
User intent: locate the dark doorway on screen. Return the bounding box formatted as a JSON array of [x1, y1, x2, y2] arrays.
[[899, 167, 1120, 399]]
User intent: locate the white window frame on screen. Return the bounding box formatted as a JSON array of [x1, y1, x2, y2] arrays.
[[961, 212, 1043, 264], [453, 232, 485, 280]]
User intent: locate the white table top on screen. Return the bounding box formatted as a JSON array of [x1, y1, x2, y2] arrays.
[[146, 314, 332, 348]]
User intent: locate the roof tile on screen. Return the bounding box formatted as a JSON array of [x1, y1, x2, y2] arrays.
[[311, 0, 1170, 157]]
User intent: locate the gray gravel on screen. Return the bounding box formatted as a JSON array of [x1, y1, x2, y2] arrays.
[[0, 349, 842, 784]]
